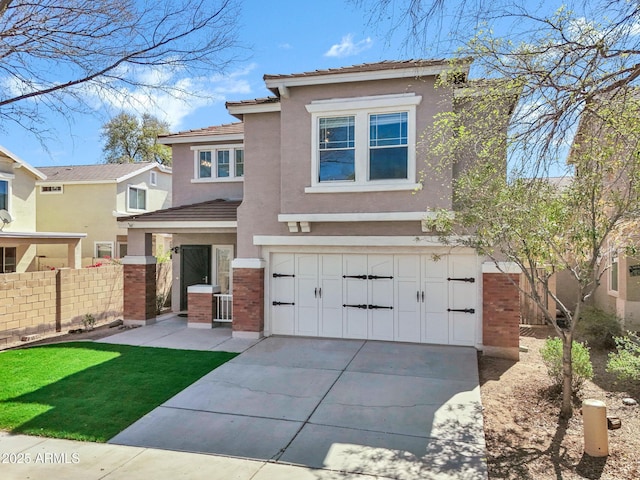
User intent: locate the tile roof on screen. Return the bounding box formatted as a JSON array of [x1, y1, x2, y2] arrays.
[[158, 122, 244, 140], [37, 162, 162, 183], [121, 199, 240, 222], [225, 96, 280, 108], [262, 59, 452, 81]]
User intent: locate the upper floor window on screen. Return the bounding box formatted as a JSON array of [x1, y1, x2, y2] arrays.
[[0, 179, 8, 210], [128, 186, 147, 210], [40, 185, 63, 194], [192, 145, 244, 182], [150, 171, 157, 186], [306, 93, 421, 193], [609, 244, 619, 294]]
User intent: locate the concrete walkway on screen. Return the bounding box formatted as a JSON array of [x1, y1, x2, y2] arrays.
[[2, 315, 488, 480]]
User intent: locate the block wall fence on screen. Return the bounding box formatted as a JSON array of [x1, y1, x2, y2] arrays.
[[0, 265, 123, 345]]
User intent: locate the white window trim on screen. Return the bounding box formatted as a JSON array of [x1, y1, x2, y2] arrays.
[[40, 185, 64, 194], [127, 185, 148, 212], [191, 144, 245, 183], [94, 241, 114, 259], [150, 171, 157, 186], [305, 93, 422, 193]]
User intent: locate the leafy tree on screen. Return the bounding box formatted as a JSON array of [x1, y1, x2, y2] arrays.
[[101, 112, 171, 165], [0, 0, 240, 138], [359, 1, 640, 417]]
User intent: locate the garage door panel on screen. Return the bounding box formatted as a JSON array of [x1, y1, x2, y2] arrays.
[[296, 255, 319, 336], [269, 252, 478, 347], [320, 276, 343, 337], [271, 253, 295, 335]]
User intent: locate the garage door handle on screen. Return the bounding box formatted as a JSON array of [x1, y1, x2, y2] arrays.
[[447, 308, 475, 314], [368, 304, 393, 310], [368, 275, 393, 280], [447, 277, 475, 283], [343, 304, 368, 309], [273, 273, 295, 278], [273, 301, 295, 306], [343, 275, 367, 280]]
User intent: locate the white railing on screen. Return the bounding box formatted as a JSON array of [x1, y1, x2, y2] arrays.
[[214, 294, 233, 323]]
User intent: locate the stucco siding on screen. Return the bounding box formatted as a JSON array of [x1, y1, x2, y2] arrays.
[[171, 143, 243, 207], [36, 183, 117, 264], [0, 158, 38, 232], [237, 111, 286, 258], [277, 77, 454, 215]]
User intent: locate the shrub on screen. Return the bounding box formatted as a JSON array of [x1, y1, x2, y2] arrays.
[[540, 337, 594, 393], [607, 332, 640, 381], [575, 306, 622, 350], [82, 313, 96, 331]]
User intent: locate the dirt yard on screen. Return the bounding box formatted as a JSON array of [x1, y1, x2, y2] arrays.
[[480, 327, 640, 479]]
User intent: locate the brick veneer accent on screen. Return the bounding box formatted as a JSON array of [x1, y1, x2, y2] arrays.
[[124, 263, 156, 322], [188, 291, 213, 325], [232, 267, 264, 336], [483, 272, 520, 360]]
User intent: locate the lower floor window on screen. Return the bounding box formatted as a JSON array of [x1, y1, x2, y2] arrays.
[[0, 247, 16, 273], [95, 242, 113, 259]]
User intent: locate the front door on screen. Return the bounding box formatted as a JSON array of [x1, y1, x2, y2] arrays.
[[180, 245, 212, 310]]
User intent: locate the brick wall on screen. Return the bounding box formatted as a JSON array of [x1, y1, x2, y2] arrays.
[[187, 291, 213, 325], [123, 263, 156, 322], [483, 272, 520, 360], [0, 266, 123, 345], [232, 267, 264, 335]]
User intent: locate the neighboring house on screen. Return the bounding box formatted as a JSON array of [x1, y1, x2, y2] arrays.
[[35, 162, 171, 267], [0, 145, 85, 272], [121, 59, 522, 359]]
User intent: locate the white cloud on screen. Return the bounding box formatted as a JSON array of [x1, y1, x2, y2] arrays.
[[324, 34, 373, 58], [77, 63, 257, 129]]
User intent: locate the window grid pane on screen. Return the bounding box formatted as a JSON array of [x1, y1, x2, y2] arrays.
[[199, 151, 212, 178], [369, 112, 408, 180], [0, 180, 7, 210], [217, 150, 230, 177], [319, 116, 355, 182], [235, 149, 244, 177]]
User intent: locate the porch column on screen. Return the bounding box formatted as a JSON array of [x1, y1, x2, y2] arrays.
[[122, 256, 157, 326], [231, 258, 265, 339], [67, 239, 82, 269], [482, 262, 521, 360]]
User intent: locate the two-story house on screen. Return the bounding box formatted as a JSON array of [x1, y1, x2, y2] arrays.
[[121, 60, 522, 359], [0, 145, 85, 272], [35, 162, 171, 267]]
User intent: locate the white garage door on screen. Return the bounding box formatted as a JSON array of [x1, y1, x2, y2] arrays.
[[269, 253, 478, 346]]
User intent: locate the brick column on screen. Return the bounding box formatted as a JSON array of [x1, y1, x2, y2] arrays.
[[482, 262, 521, 360], [122, 256, 157, 326], [187, 285, 220, 328], [231, 258, 265, 339]]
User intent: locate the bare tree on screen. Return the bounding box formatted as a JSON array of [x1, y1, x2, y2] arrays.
[[0, 0, 241, 137]]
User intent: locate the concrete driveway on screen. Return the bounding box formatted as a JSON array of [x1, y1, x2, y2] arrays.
[[108, 335, 487, 480]]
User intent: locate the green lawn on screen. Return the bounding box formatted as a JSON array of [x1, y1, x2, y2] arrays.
[[0, 342, 237, 442]]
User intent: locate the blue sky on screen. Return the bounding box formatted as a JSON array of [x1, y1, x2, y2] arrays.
[[1, 0, 425, 168]]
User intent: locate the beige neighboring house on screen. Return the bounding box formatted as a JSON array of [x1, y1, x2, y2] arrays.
[[35, 162, 171, 268], [0, 145, 85, 272]]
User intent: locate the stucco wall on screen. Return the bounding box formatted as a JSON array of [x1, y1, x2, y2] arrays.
[[237, 111, 285, 258], [0, 157, 38, 232], [277, 77, 453, 215], [36, 183, 118, 265], [171, 143, 243, 207]]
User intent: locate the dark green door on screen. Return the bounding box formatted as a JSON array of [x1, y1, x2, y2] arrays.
[[180, 245, 212, 310]]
